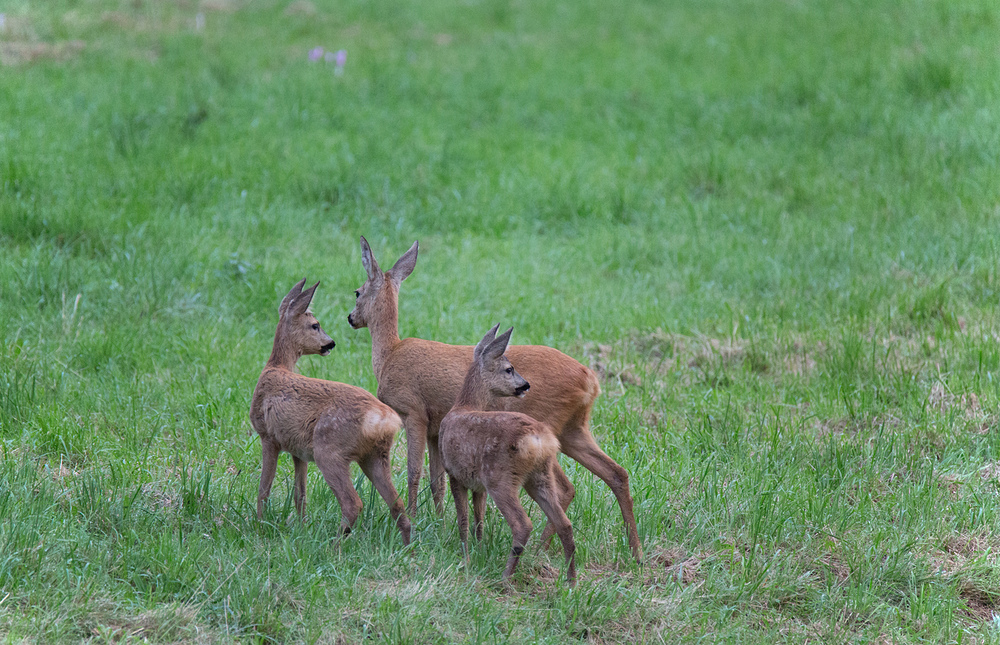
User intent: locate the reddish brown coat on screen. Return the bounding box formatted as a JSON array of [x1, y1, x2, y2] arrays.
[[348, 238, 642, 562], [439, 325, 576, 583], [251, 279, 410, 544]]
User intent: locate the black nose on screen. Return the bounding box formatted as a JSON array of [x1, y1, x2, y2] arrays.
[[322, 341, 336, 352], [515, 382, 530, 395], [347, 313, 354, 325]]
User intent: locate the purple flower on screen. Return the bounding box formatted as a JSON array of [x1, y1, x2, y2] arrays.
[[308, 47, 324, 62], [334, 50, 347, 75]]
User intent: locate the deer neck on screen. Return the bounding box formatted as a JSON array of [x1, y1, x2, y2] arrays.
[[368, 289, 401, 383], [453, 370, 494, 411], [266, 328, 301, 372]]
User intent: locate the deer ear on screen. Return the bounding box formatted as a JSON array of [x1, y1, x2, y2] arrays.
[[360, 236, 381, 280], [291, 281, 320, 316], [484, 326, 513, 360], [473, 323, 501, 361], [279, 278, 308, 318], [388, 241, 418, 287]]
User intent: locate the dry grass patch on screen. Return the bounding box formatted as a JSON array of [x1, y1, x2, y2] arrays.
[[577, 331, 829, 396], [82, 603, 210, 643], [928, 382, 984, 420], [925, 533, 1000, 622], [979, 461, 1000, 482], [811, 413, 903, 442], [284, 1, 318, 16], [200, 0, 239, 12], [0, 40, 85, 66], [647, 545, 703, 586], [818, 551, 851, 584], [0, 9, 86, 65]]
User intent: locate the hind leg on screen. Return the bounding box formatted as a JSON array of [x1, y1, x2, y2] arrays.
[[313, 452, 362, 536], [359, 447, 411, 545], [526, 464, 576, 584], [488, 486, 533, 581], [402, 412, 430, 519], [538, 461, 574, 549], [427, 433, 448, 515], [561, 427, 642, 563], [472, 491, 487, 542]]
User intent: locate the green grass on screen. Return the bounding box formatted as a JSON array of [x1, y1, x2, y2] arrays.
[[2, 0, 1000, 641]]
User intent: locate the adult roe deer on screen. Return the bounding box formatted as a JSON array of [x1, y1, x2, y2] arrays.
[[250, 278, 410, 544], [347, 238, 642, 562], [441, 324, 576, 583]]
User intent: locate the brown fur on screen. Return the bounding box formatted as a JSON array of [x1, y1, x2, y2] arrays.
[[250, 278, 410, 544], [440, 325, 576, 583], [348, 238, 642, 563]]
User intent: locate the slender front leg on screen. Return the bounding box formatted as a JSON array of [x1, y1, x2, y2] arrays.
[[403, 412, 430, 518], [293, 456, 309, 520], [257, 439, 280, 520], [427, 433, 447, 515]]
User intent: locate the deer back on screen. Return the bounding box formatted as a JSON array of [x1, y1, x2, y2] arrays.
[[251, 368, 400, 461], [378, 339, 599, 436], [440, 409, 559, 490]]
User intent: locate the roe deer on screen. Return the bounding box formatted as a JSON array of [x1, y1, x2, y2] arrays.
[[441, 324, 576, 583], [347, 237, 642, 563], [250, 278, 410, 544]]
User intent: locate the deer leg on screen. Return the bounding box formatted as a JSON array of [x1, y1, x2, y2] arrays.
[[359, 448, 412, 546], [427, 433, 448, 515], [538, 461, 575, 550], [472, 491, 487, 542], [526, 465, 577, 584], [450, 477, 470, 557], [489, 486, 533, 581], [292, 456, 308, 520], [313, 452, 363, 537], [257, 439, 280, 520], [561, 429, 642, 564], [402, 412, 430, 518]]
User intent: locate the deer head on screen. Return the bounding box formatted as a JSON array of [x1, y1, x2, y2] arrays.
[[347, 236, 418, 330], [277, 278, 336, 357], [472, 324, 530, 399]]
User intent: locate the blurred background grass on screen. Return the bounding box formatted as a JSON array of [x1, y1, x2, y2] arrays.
[[2, 0, 1000, 642]]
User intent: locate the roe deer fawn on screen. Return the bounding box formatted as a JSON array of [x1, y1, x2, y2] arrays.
[[441, 324, 576, 583], [347, 237, 642, 563], [250, 278, 410, 544]]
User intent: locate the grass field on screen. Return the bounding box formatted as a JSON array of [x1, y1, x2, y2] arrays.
[[2, 0, 1000, 642]]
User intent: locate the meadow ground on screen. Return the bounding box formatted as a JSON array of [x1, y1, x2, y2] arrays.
[[2, 0, 1000, 642]]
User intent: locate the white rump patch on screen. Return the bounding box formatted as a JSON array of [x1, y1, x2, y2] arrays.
[[520, 433, 558, 462], [363, 408, 401, 438]]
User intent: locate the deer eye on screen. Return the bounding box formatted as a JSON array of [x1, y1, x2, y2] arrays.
[[355, 290, 360, 299], [505, 367, 513, 374], [311, 324, 320, 331]]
